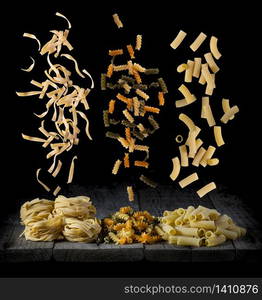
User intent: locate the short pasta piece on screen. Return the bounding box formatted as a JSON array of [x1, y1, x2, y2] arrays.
[[178, 172, 199, 188], [112, 159, 122, 175], [190, 32, 207, 52], [127, 186, 134, 202], [184, 60, 194, 82], [210, 36, 222, 60], [170, 30, 187, 50], [135, 34, 142, 50], [134, 160, 149, 168], [124, 153, 130, 168], [220, 105, 239, 124], [170, 157, 181, 181], [213, 126, 225, 147], [179, 144, 189, 167], [108, 100, 116, 114], [196, 182, 216, 198], [112, 13, 123, 28]]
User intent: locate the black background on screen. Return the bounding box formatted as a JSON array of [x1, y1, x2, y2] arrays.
[[1, 0, 261, 277]]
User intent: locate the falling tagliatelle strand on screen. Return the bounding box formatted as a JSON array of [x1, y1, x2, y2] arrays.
[[16, 12, 95, 195]]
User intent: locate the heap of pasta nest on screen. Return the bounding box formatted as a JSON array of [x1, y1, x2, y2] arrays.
[[101, 206, 162, 244], [20, 195, 101, 242], [156, 205, 246, 247]]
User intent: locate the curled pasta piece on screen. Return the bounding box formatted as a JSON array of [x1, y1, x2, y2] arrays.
[[67, 156, 77, 184], [36, 168, 51, 192], [177, 63, 187, 73], [61, 54, 85, 78], [220, 105, 239, 124], [210, 36, 222, 60], [170, 157, 181, 181], [55, 12, 72, 29], [23, 32, 41, 51], [21, 56, 35, 72], [178, 84, 195, 103], [204, 52, 220, 73], [222, 98, 234, 120], [207, 158, 219, 166], [179, 113, 196, 131]]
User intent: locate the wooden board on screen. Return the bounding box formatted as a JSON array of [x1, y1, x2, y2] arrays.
[[0, 184, 261, 262], [53, 241, 143, 262], [3, 224, 54, 262], [209, 189, 262, 262]]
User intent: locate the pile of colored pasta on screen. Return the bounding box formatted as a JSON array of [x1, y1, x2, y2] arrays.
[[101, 13, 168, 202], [156, 205, 246, 247], [20, 195, 101, 242], [102, 206, 162, 244], [16, 12, 94, 196], [169, 30, 239, 198]]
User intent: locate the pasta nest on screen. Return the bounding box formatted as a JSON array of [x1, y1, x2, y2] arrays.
[[20, 198, 54, 226], [23, 215, 64, 242], [53, 195, 96, 220], [62, 217, 101, 242]]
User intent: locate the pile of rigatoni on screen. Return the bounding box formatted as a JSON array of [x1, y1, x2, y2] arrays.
[[156, 205, 246, 246]]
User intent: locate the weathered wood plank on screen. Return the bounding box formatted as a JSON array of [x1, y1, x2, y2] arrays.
[[4, 225, 54, 262], [191, 240, 236, 262], [53, 241, 144, 262], [0, 224, 15, 262], [233, 230, 262, 262], [209, 189, 262, 262], [144, 242, 191, 262], [209, 190, 260, 230]]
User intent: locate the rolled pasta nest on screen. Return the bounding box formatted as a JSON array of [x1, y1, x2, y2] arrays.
[[23, 215, 64, 241], [20, 195, 101, 243], [53, 195, 96, 220], [20, 198, 54, 226], [63, 217, 101, 242]]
